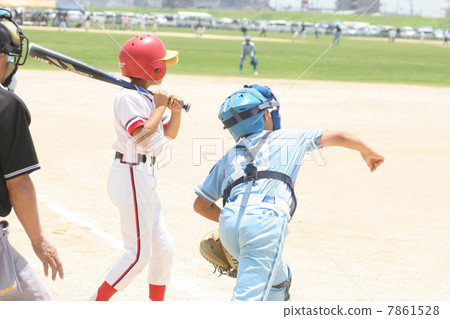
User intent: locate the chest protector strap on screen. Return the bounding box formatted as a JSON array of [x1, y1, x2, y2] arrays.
[[222, 131, 298, 217]]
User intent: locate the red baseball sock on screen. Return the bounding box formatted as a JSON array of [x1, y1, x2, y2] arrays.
[[94, 281, 117, 301], [149, 284, 166, 301]]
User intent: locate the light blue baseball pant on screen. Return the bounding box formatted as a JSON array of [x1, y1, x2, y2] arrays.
[[239, 53, 257, 71], [219, 195, 291, 301]]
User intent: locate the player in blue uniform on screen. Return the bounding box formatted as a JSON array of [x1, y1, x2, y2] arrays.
[[193, 85, 384, 301], [239, 35, 258, 75]]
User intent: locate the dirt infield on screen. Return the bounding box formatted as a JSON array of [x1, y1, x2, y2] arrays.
[[5, 70, 450, 301]]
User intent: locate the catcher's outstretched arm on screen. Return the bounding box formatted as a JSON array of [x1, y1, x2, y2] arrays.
[[317, 131, 384, 172], [193, 196, 221, 222]]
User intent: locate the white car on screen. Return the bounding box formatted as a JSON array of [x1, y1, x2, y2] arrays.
[[433, 29, 444, 40], [267, 20, 290, 33], [91, 11, 105, 25], [355, 25, 381, 37], [416, 26, 436, 39], [399, 26, 418, 38]]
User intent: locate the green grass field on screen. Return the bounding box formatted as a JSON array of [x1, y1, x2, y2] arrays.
[[22, 29, 450, 86]]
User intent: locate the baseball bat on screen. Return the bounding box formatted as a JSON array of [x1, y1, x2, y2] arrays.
[[27, 42, 191, 112]]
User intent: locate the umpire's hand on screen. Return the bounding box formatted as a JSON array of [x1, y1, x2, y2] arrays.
[[33, 237, 64, 280]]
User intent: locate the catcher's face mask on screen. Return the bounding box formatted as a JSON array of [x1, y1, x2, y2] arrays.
[[0, 9, 28, 84]]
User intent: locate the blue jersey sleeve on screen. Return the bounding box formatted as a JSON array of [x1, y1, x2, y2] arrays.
[[195, 162, 224, 203], [299, 128, 324, 151]]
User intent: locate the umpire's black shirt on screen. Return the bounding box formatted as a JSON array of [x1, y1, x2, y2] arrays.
[[0, 87, 40, 217]]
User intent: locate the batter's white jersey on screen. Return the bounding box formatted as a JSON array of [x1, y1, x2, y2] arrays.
[[112, 89, 165, 161]]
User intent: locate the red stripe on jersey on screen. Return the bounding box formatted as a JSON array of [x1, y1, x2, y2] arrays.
[[128, 119, 145, 135], [161, 115, 169, 127], [125, 116, 140, 128], [112, 166, 141, 288]]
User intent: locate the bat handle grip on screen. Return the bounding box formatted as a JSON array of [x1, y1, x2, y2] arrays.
[[135, 85, 191, 112], [181, 102, 191, 112], [168, 97, 191, 112]]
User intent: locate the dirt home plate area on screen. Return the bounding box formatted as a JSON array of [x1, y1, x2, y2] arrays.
[[6, 70, 449, 301]]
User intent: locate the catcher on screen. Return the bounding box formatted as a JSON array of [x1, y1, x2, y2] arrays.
[[195, 84, 384, 301]]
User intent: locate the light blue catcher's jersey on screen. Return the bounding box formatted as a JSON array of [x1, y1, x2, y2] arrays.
[[241, 41, 255, 57], [195, 128, 324, 207]]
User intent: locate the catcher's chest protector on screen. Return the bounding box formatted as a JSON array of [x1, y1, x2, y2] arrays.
[[221, 131, 297, 217]]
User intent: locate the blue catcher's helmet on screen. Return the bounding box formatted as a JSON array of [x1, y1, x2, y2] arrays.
[[249, 84, 281, 130], [219, 85, 280, 142]]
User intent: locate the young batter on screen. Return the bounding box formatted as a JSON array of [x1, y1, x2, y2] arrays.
[[90, 35, 184, 301], [193, 85, 384, 301]]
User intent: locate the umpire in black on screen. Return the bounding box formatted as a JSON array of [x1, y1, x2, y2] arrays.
[[0, 9, 63, 300]]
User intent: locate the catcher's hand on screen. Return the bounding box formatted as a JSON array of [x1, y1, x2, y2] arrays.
[[199, 230, 238, 278]]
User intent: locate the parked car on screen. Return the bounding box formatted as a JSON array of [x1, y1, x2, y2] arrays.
[[346, 25, 359, 36], [356, 25, 382, 37], [315, 20, 331, 34], [91, 11, 106, 25], [67, 10, 83, 25], [158, 14, 176, 27], [122, 12, 138, 26], [398, 26, 418, 38], [355, 26, 367, 36], [251, 20, 267, 32], [345, 22, 368, 36], [379, 25, 395, 37], [367, 25, 383, 37], [104, 11, 115, 25], [433, 29, 444, 39], [214, 17, 240, 30], [176, 11, 213, 28], [289, 22, 315, 33], [267, 20, 290, 33], [416, 26, 436, 39]]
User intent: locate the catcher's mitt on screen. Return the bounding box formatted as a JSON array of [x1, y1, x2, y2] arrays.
[[200, 230, 238, 278]]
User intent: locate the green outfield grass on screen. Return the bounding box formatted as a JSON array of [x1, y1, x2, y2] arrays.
[[21, 29, 450, 86]]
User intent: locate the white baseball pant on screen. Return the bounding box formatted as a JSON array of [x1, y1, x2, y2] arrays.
[[104, 158, 174, 291]]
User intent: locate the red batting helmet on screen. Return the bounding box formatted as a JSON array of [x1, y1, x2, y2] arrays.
[[119, 35, 178, 81]]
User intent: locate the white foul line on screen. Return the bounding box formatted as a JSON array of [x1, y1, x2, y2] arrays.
[[37, 193, 124, 250], [36, 193, 211, 300]]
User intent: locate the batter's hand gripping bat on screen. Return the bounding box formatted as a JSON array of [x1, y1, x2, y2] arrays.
[[28, 42, 191, 112]]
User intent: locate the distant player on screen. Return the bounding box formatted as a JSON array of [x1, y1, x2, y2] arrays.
[[193, 85, 384, 300], [195, 20, 205, 38], [90, 35, 184, 301], [443, 27, 449, 46], [239, 35, 258, 76], [388, 28, 397, 43], [291, 25, 299, 42], [333, 24, 342, 46], [300, 22, 306, 40], [259, 21, 267, 37]]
